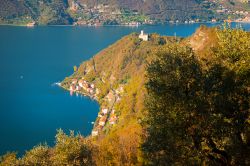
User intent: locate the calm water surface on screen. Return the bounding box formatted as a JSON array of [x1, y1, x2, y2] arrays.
[[0, 23, 249, 156]]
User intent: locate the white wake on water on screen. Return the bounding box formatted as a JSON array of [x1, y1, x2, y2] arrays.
[[51, 82, 61, 87]]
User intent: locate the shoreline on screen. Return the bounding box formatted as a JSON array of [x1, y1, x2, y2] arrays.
[[58, 83, 100, 135], [59, 77, 121, 137], [60, 85, 97, 101], [1, 21, 250, 27]]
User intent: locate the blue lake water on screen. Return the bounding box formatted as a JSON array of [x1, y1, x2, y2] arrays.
[[0, 23, 249, 156]]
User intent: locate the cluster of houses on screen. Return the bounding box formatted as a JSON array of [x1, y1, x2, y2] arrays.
[[69, 78, 99, 98], [67, 77, 125, 137], [213, 1, 250, 22], [91, 85, 124, 137], [237, 16, 250, 22], [69, 1, 154, 26], [69, 1, 118, 26], [99, 109, 117, 125], [92, 108, 118, 136]]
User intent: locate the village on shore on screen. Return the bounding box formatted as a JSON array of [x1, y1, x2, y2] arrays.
[[60, 31, 149, 137], [61, 77, 125, 137]]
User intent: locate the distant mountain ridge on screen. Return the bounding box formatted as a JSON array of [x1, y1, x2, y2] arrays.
[[0, 0, 249, 25], [0, 0, 72, 25]]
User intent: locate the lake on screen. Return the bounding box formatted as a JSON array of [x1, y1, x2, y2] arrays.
[[0, 23, 249, 156]]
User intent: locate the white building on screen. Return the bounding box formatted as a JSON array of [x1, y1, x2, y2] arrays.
[[139, 30, 149, 41], [92, 130, 98, 136], [99, 117, 107, 126], [78, 79, 84, 87], [70, 85, 76, 91], [102, 108, 108, 114], [71, 79, 78, 84], [76, 85, 81, 91]]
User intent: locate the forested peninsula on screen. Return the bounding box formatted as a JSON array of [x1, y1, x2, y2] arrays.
[[1, 25, 249, 165]]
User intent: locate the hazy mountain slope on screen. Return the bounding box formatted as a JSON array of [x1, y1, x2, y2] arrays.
[[78, 0, 250, 21], [1, 0, 249, 25], [0, 0, 73, 25], [78, 0, 213, 21], [0, 0, 29, 18]]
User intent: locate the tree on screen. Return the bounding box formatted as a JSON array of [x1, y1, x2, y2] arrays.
[[21, 144, 51, 165], [142, 44, 204, 165], [209, 26, 250, 165], [0, 152, 19, 166], [214, 24, 250, 88], [142, 27, 250, 165], [0, 130, 95, 166], [51, 129, 94, 166]]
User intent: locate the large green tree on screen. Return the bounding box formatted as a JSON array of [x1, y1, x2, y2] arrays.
[[142, 27, 250, 165]]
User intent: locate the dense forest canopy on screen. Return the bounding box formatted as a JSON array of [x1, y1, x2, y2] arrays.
[[143, 26, 250, 165]]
